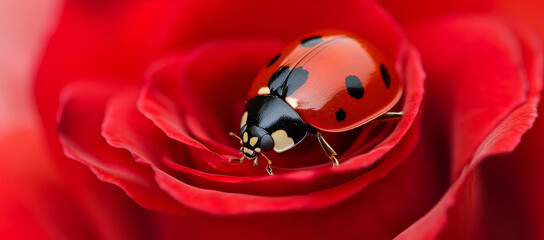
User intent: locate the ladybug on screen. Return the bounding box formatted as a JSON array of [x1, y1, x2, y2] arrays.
[[229, 31, 403, 175]]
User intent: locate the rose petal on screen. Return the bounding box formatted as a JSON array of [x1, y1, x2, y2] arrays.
[[379, 0, 494, 27], [37, 2, 182, 161], [38, 0, 423, 203], [0, 125, 158, 239], [57, 79, 189, 214], [0, 127, 93, 239], [397, 16, 542, 239], [496, 0, 544, 38], [153, 113, 421, 215], [138, 41, 278, 174], [136, 36, 424, 198], [477, 22, 544, 239], [36, 0, 405, 152], [410, 15, 529, 179], [477, 83, 544, 238], [141, 36, 423, 175], [92, 45, 418, 214], [43, 0, 427, 218], [104, 81, 361, 196], [137, 111, 444, 239], [36, 0, 408, 170]]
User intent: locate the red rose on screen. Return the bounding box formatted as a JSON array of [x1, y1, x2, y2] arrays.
[[1, 0, 543, 239]]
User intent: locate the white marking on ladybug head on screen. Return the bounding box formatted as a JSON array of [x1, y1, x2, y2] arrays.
[[258, 86, 271, 95], [243, 147, 254, 155], [270, 129, 295, 153], [240, 111, 248, 128], [249, 137, 258, 147], [243, 132, 248, 143], [242, 147, 258, 159], [285, 96, 299, 108]]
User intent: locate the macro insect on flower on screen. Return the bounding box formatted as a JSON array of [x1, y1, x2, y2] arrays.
[[230, 31, 403, 175]]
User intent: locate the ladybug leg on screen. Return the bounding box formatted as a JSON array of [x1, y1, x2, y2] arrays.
[[229, 148, 246, 163], [371, 111, 403, 126], [376, 111, 403, 121], [260, 153, 274, 176], [316, 131, 339, 167], [266, 165, 273, 175], [228, 133, 247, 163], [228, 155, 246, 163]]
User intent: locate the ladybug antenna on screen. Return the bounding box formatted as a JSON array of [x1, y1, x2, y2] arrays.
[[228, 132, 245, 163], [229, 132, 242, 141]]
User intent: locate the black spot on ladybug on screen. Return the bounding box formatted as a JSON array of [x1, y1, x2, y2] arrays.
[[300, 36, 322, 47], [336, 108, 346, 121], [345, 75, 364, 99], [380, 64, 391, 88], [268, 65, 290, 94], [283, 67, 309, 97], [267, 53, 281, 67]]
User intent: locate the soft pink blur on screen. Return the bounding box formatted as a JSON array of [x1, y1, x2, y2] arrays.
[[0, 1, 62, 238], [0, 0, 62, 132]]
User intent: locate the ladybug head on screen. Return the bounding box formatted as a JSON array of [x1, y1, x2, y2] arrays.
[[238, 125, 274, 160]]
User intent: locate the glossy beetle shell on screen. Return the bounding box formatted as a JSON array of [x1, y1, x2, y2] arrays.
[[248, 31, 402, 132]]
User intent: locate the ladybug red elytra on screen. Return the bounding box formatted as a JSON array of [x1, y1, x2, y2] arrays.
[[229, 30, 403, 175]]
